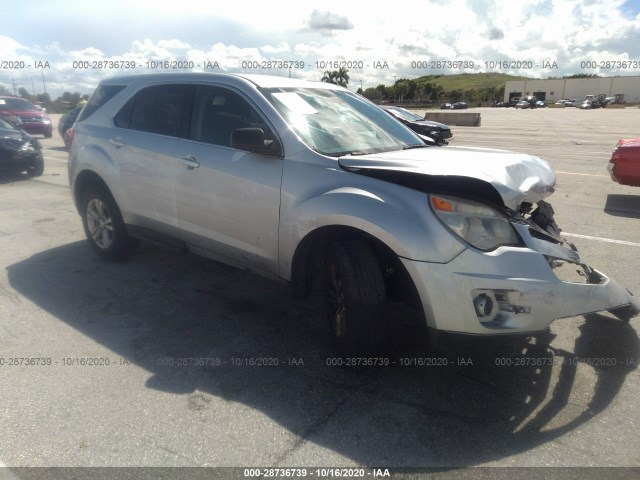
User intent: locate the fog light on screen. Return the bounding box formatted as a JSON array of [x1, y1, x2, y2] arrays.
[[474, 294, 493, 318]]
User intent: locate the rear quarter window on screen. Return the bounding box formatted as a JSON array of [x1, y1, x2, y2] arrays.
[[77, 85, 126, 122], [114, 84, 192, 138]]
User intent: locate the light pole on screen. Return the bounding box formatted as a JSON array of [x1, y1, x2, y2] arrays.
[[393, 75, 397, 105]]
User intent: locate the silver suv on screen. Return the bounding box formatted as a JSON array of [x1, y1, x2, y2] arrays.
[[68, 73, 638, 355]]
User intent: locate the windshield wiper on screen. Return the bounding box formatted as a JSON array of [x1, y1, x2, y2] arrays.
[[402, 144, 429, 150], [333, 150, 376, 157]]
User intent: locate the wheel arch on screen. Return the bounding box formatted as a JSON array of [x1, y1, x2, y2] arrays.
[[290, 224, 425, 322], [72, 170, 113, 214]]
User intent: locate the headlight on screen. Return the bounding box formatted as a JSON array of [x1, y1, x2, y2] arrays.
[[20, 141, 36, 152], [429, 194, 522, 251]]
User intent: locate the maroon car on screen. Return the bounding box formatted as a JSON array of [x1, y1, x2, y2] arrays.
[[0, 96, 52, 138], [608, 139, 640, 187]]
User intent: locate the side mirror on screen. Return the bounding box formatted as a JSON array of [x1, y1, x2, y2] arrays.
[[230, 128, 281, 156]]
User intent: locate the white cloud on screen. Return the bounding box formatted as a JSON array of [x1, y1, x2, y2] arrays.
[[157, 39, 191, 50], [260, 42, 291, 54], [1, 0, 639, 98], [70, 47, 105, 59], [306, 10, 354, 31], [0, 35, 25, 56]]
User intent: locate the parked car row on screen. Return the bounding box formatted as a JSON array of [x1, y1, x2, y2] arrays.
[[555, 96, 623, 109], [514, 96, 546, 109], [494, 100, 517, 107], [440, 102, 468, 110], [554, 99, 581, 107]]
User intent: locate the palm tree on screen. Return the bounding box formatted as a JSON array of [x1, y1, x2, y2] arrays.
[[321, 70, 337, 84], [321, 68, 350, 87], [335, 67, 349, 87]]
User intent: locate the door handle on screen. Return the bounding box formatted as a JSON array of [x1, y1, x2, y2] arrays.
[[108, 137, 126, 148], [179, 155, 200, 170]]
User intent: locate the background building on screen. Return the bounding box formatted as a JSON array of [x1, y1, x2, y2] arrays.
[[504, 76, 640, 104]]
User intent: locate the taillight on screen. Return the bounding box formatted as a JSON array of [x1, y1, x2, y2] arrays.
[[64, 127, 74, 151]]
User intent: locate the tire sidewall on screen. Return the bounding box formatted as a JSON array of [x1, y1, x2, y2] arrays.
[[27, 157, 44, 177], [80, 186, 136, 261], [324, 241, 389, 356]]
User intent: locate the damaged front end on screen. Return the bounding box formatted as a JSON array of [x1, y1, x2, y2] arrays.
[[338, 148, 639, 333], [407, 196, 640, 334], [489, 199, 640, 327]]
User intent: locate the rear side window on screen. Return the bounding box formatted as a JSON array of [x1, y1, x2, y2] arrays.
[[77, 85, 125, 122], [115, 84, 192, 137]]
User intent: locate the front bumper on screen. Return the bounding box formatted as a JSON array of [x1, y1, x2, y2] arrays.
[[402, 225, 639, 335], [0, 154, 42, 171], [21, 122, 52, 136]]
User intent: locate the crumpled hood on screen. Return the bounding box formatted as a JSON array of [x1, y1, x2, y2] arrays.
[[338, 145, 556, 209]]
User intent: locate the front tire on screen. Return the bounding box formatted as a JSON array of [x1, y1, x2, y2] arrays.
[[26, 158, 44, 177], [80, 186, 138, 261], [324, 241, 389, 356]]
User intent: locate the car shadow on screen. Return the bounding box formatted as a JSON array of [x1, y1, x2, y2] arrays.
[[0, 171, 33, 185], [605, 194, 640, 219], [7, 241, 639, 468], [47, 145, 68, 152]]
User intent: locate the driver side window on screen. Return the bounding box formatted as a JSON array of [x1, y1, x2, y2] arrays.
[[190, 86, 274, 148]]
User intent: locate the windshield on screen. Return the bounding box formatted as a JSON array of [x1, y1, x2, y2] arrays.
[[0, 97, 36, 111], [0, 116, 19, 130], [261, 87, 423, 156]]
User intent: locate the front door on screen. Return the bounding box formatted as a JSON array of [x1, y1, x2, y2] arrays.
[[175, 84, 284, 276]]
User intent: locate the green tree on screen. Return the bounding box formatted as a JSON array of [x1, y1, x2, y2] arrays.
[[449, 89, 464, 102], [335, 67, 349, 87], [375, 84, 387, 100], [321, 68, 349, 87], [56, 91, 83, 107], [36, 93, 51, 103], [321, 70, 336, 84], [18, 87, 31, 99]]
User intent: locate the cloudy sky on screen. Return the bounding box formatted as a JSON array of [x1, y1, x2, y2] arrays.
[[1, 0, 639, 98]]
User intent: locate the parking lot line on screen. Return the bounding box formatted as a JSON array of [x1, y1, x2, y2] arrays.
[[556, 171, 609, 178], [563, 232, 640, 247]]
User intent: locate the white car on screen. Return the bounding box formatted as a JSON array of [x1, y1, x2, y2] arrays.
[[67, 73, 639, 355]]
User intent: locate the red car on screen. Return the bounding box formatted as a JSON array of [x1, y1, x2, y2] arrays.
[[0, 96, 52, 138], [608, 139, 640, 187]]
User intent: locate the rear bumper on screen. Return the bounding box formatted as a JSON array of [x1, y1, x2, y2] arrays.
[[608, 156, 640, 187], [403, 229, 639, 335]]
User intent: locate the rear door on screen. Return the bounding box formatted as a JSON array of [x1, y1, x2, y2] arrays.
[[111, 83, 193, 235]]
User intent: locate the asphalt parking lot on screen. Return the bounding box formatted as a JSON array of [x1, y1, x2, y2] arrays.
[[0, 108, 639, 478]]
